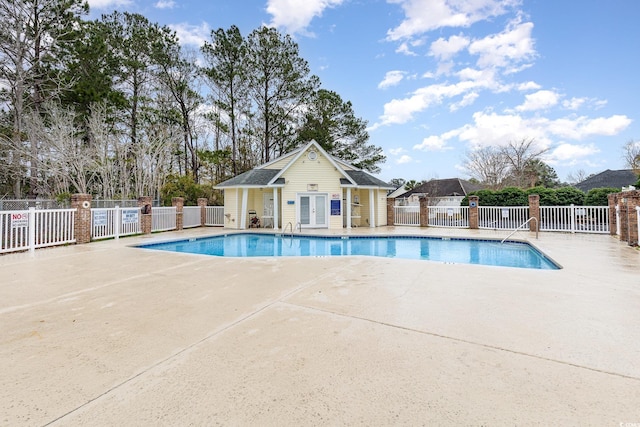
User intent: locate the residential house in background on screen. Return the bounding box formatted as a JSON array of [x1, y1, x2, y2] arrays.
[[395, 178, 484, 206], [574, 169, 638, 192], [215, 140, 394, 230]]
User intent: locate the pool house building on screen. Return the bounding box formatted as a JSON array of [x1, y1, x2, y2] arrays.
[[215, 140, 394, 230]]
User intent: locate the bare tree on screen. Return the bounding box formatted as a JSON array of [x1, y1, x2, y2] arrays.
[[622, 139, 640, 173], [566, 169, 589, 185], [463, 146, 510, 189], [500, 138, 549, 187]]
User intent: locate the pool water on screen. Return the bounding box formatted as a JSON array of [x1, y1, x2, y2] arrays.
[[138, 233, 560, 270]]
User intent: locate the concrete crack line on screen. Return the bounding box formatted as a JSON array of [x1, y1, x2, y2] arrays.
[[43, 264, 349, 426], [282, 301, 640, 383]]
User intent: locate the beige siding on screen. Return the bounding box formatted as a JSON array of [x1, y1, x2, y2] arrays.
[[223, 189, 239, 229], [280, 150, 345, 229], [376, 189, 388, 226], [265, 153, 296, 170]]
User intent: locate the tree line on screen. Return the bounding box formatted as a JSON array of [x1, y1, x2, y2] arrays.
[[0, 0, 384, 201]]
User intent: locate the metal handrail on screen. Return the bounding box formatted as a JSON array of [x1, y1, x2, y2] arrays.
[[501, 217, 538, 243], [284, 222, 293, 236]]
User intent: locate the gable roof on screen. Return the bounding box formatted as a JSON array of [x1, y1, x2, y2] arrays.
[[574, 169, 638, 192], [215, 140, 393, 189], [399, 178, 484, 198]]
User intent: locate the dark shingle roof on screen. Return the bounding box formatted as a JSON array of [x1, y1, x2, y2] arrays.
[[216, 169, 282, 187], [574, 169, 638, 192], [343, 170, 393, 188], [400, 178, 484, 198]]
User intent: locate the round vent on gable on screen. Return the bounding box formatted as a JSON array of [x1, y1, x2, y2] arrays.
[[307, 150, 318, 161]]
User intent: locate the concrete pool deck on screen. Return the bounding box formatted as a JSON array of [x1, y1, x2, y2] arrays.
[[1, 227, 639, 425]]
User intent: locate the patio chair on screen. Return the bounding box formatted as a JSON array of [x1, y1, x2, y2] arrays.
[[249, 210, 260, 228]]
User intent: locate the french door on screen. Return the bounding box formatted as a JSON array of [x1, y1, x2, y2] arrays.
[[298, 193, 328, 228]]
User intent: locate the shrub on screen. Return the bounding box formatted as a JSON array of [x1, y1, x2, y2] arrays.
[[494, 187, 528, 206], [554, 187, 586, 205], [526, 186, 559, 206], [160, 174, 213, 206], [584, 187, 619, 206]]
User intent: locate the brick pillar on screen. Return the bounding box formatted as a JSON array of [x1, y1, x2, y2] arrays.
[[618, 190, 640, 246], [419, 196, 429, 227], [198, 198, 208, 227], [469, 196, 479, 229], [387, 197, 395, 226], [172, 197, 184, 230], [138, 196, 152, 234], [528, 194, 540, 232], [71, 194, 92, 244], [608, 193, 618, 236]]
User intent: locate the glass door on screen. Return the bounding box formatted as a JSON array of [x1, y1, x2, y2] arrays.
[[298, 193, 328, 228]]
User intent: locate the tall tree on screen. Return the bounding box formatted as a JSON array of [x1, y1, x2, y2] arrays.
[[297, 89, 385, 172], [500, 138, 548, 188], [201, 25, 247, 175], [245, 26, 319, 163], [463, 146, 510, 189], [622, 139, 640, 172], [0, 0, 89, 196]]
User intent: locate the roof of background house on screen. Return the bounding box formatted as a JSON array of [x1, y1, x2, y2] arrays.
[[398, 178, 484, 198], [574, 169, 638, 192]]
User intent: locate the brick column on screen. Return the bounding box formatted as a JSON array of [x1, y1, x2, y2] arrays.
[[419, 196, 429, 227], [528, 194, 540, 232], [138, 196, 152, 234], [172, 197, 184, 230], [198, 198, 208, 227], [617, 190, 640, 246], [387, 197, 395, 226], [469, 196, 479, 229], [71, 194, 92, 244], [608, 193, 618, 236]]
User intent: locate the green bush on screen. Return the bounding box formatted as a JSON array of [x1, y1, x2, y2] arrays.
[[584, 187, 619, 206], [555, 187, 586, 206], [526, 186, 559, 206], [494, 187, 528, 206], [160, 174, 214, 206]]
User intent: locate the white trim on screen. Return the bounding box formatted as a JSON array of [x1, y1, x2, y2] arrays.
[[369, 188, 375, 228], [296, 192, 329, 229]]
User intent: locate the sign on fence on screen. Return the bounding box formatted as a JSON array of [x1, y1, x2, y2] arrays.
[[123, 211, 139, 224], [93, 211, 108, 226], [11, 212, 28, 229]]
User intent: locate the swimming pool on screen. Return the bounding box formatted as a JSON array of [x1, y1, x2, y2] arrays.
[[138, 233, 560, 270]]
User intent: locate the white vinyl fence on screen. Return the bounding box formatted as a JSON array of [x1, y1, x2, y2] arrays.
[[91, 207, 142, 240], [1, 208, 75, 254], [428, 206, 469, 228], [478, 206, 529, 230], [183, 206, 202, 228], [637, 206, 640, 243], [205, 206, 225, 226], [152, 207, 177, 232], [393, 206, 420, 226], [540, 205, 609, 233]]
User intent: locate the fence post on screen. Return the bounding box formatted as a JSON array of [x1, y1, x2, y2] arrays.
[[419, 196, 429, 227], [115, 205, 121, 240], [71, 194, 92, 244], [387, 197, 395, 226], [28, 207, 36, 255], [528, 194, 540, 232], [570, 204, 576, 233], [469, 196, 479, 229], [172, 197, 184, 230], [138, 196, 152, 234], [198, 198, 208, 227]]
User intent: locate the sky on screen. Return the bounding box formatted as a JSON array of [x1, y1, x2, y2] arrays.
[[87, 0, 640, 185]]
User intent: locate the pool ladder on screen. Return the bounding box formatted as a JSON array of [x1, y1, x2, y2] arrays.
[[501, 217, 538, 243], [284, 222, 302, 237]]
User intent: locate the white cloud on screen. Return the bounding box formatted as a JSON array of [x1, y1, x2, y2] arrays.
[[516, 89, 560, 112], [396, 155, 413, 164], [413, 135, 451, 151], [87, 0, 131, 8], [388, 147, 407, 155], [386, 0, 518, 41], [429, 34, 470, 61], [468, 18, 536, 69], [549, 143, 600, 162], [517, 81, 541, 91], [169, 22, 210, 47], [267, 0, 344, 35], [155, 0, 176, 9], [450, 92, 479, 111], [378, 71, 407, 89]]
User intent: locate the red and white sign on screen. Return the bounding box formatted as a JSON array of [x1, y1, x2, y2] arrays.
[[11, 212, 29, 229]]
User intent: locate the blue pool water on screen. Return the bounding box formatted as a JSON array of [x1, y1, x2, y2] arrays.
[[138, 233, 560, 270]]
